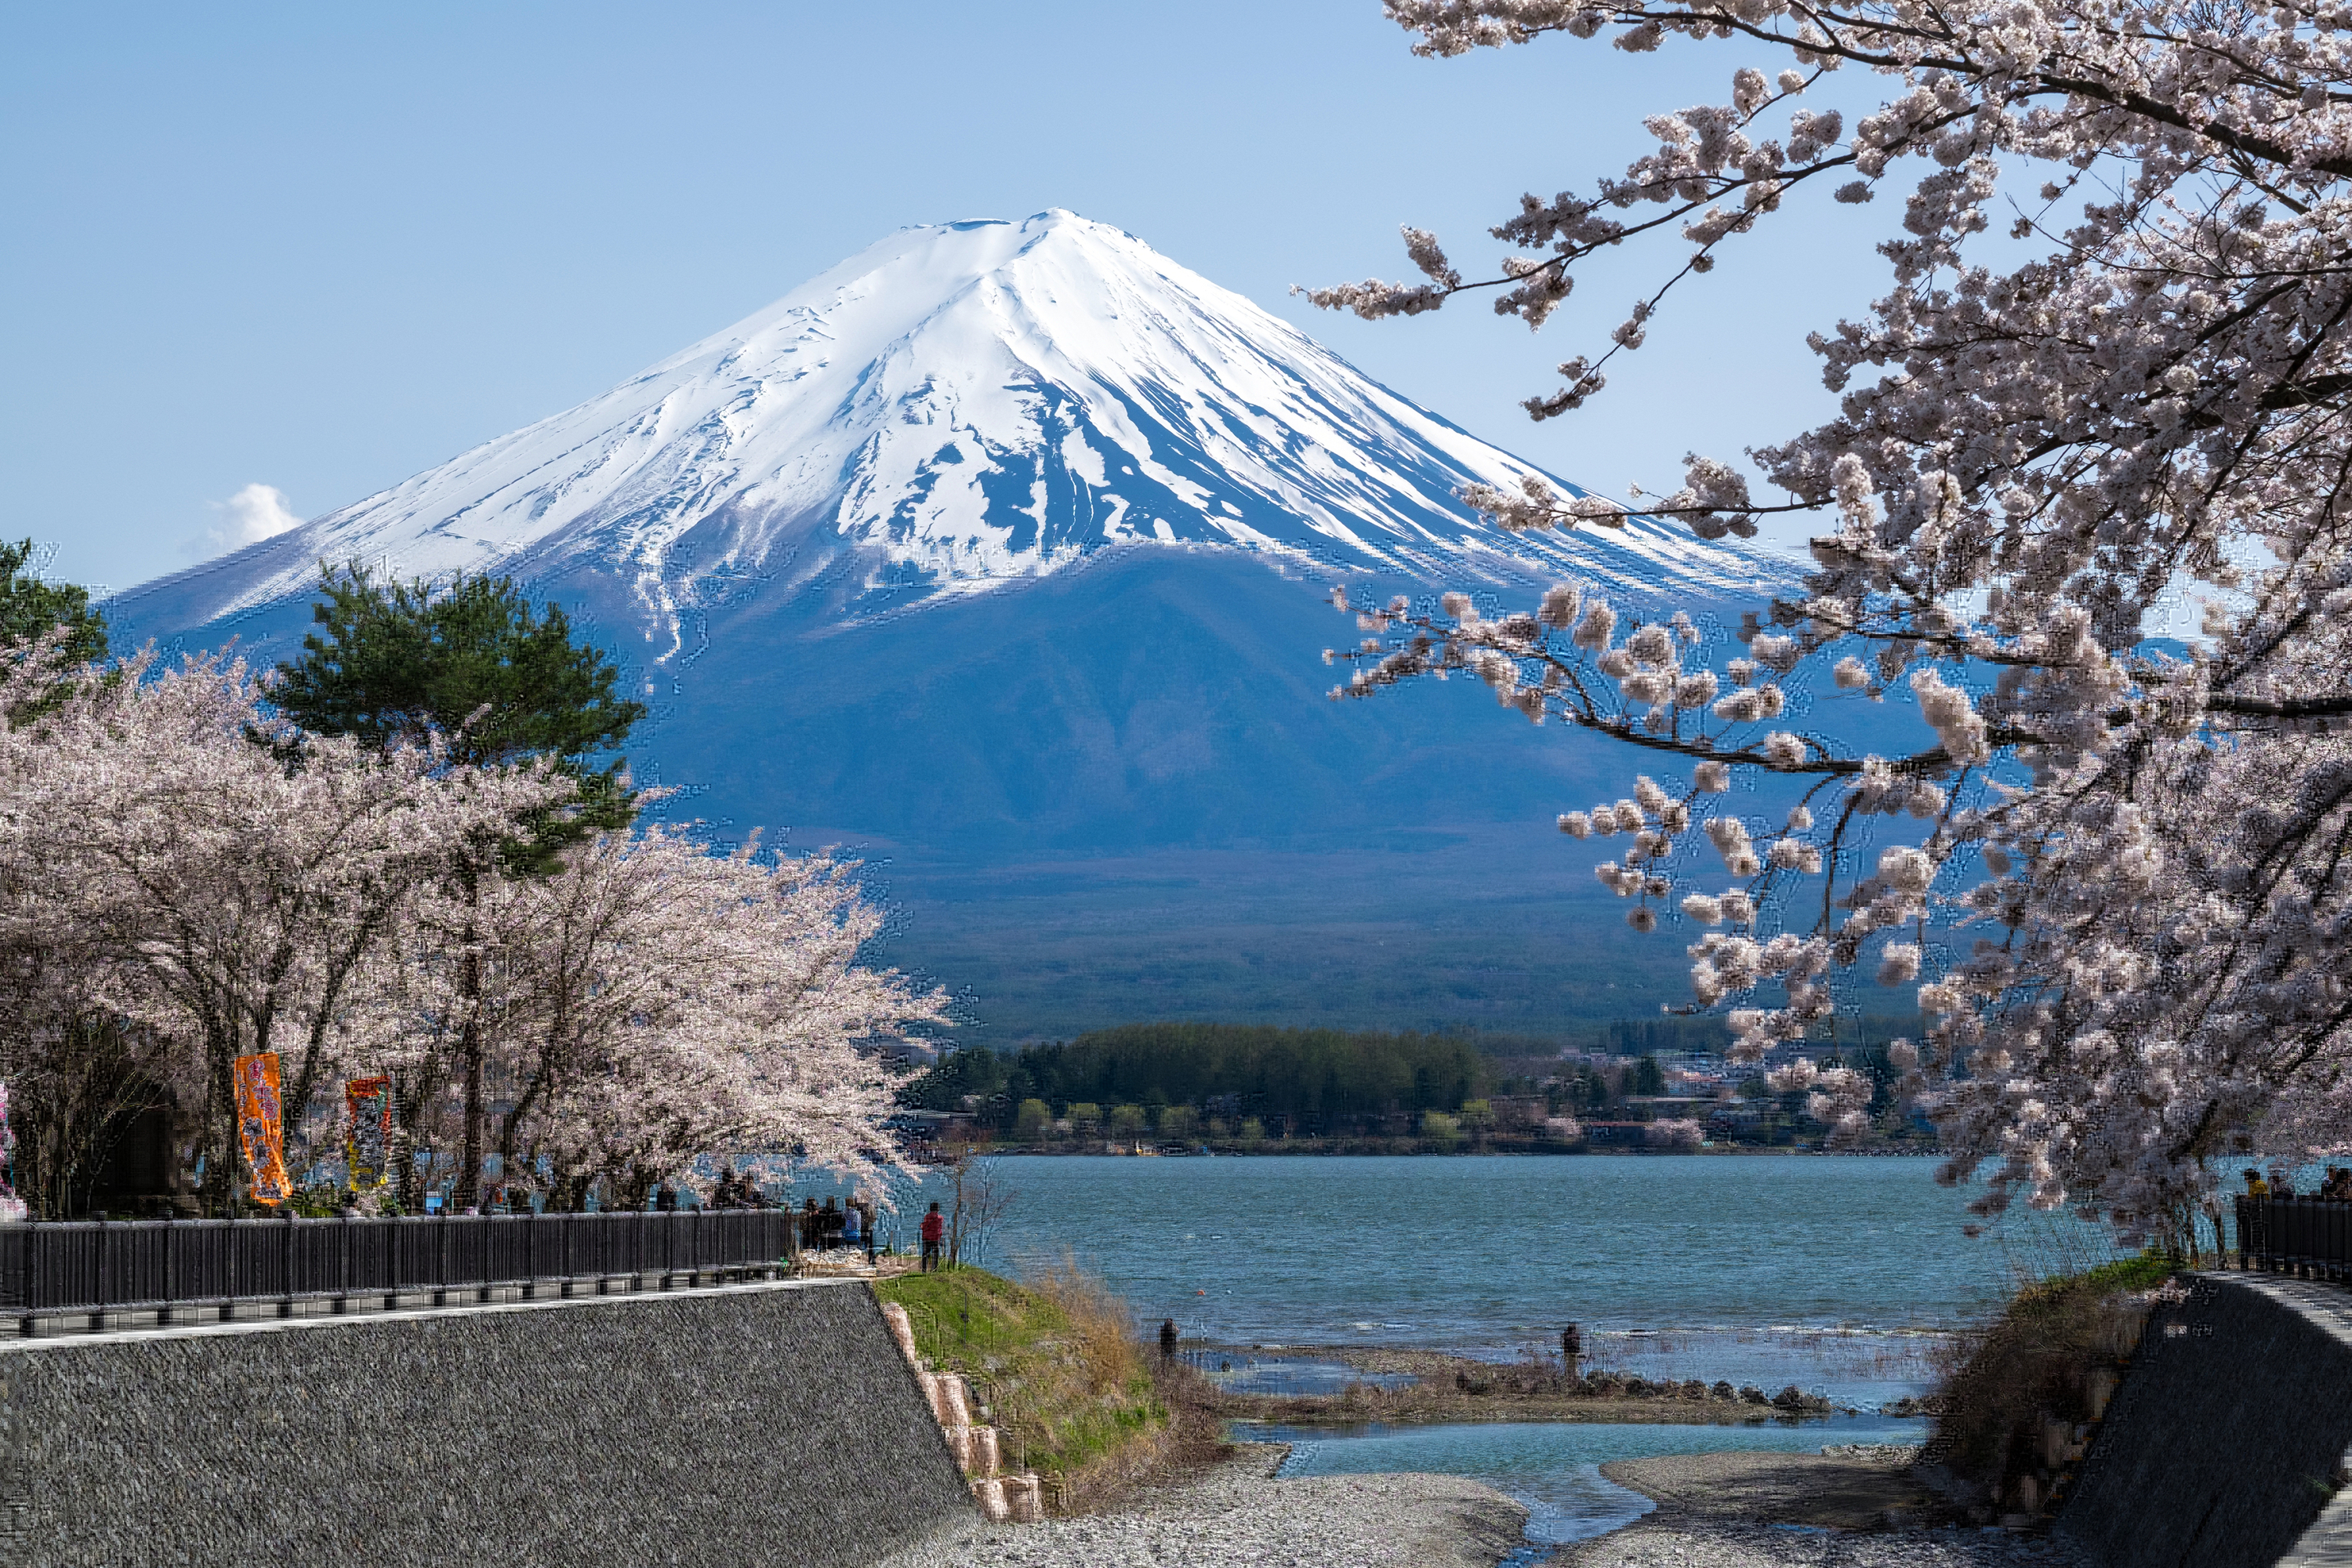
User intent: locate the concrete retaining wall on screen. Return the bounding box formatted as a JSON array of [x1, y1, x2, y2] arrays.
[[2058, 1272, 2352, 1568], [0, 1278, 971, 1568]]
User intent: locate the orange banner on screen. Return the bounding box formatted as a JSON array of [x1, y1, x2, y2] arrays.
[[233, 1053, 292, 1206], [345, 1075, 392, 1190]]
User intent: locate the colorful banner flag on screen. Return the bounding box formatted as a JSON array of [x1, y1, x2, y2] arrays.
[[232, 1053, 292, 1206], [345, 1075, 393, 1190]]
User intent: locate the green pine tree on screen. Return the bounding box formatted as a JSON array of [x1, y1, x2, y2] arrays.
[[270, 564, 644, 864], [270, 563, 648, 1208], [0, 539, 111, 720], [0, 539, 109, 662]]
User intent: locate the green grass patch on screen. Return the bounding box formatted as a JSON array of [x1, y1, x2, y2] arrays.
[[2046, 1252, 2177, 1299], [876, 1265, 1166, 1483]]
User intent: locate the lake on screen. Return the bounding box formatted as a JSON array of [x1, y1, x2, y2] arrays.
[[862, 1153, 2125, 1544], [886, 1153, 2121, 1401]]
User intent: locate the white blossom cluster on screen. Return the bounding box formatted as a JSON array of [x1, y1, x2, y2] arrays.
[[0, 636, 942, 1213], [1317, 0, 2352, 1247]]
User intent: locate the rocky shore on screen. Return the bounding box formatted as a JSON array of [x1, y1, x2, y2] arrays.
[[1200, 1343, 1848, 1426], [867, 1436, 2102, 1568], [869, 1443, 1528, 1568], [1545, 1519, 2091, 1566], [1559, 1449, 2094, 1567]]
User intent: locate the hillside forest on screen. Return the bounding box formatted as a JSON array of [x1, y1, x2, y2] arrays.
[[898, 1022, 1928, 1152]]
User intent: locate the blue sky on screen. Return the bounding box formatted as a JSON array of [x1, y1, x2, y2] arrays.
[[5, 1, 1904, 597]]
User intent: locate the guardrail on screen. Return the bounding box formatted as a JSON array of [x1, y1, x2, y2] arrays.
[[0, 1210, 800, 1335], [2234, 1194, 2352, 1276]]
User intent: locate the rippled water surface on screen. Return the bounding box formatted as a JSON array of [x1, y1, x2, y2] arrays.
[[893, 1154, 2122, 1400], [870, 1155, 2119, 1551], [1255, 1414, 1931, 1544]]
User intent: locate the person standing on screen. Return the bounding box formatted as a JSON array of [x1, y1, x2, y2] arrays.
[[920, 1201, 946, 1272]]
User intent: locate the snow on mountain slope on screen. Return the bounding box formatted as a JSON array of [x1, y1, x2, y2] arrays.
[[121, 210, 1780, 655], [106, 212, 1832, 1035]]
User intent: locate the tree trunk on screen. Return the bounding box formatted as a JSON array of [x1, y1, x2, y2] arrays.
[[455, 967, 484, 1211], [203, 1029, 235, 1218], [452, 873, 486, 1211]]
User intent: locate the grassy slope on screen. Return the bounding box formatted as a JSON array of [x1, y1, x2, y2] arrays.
[[873, 1268, 1167, 1488]]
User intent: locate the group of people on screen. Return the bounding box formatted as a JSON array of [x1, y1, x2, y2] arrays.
[[2242, 1167, 2352, 1201], [797, 1195, 874, 1251], [710, 1167, 771, 1210], [771, 1191, 950, 1270]]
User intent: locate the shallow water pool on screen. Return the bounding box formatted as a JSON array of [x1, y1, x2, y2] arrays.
[[1243, 1413, 1930, 1545]]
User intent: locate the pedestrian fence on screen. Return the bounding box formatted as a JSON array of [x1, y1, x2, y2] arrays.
[[2233, 1195, 2352, 1276], [0, 1209, 799, 1336]]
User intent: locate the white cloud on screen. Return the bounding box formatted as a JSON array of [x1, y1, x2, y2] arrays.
[[190, 483, 305, 557]]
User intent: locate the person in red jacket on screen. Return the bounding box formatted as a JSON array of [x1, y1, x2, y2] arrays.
[[920, 1201, 946, 1272]]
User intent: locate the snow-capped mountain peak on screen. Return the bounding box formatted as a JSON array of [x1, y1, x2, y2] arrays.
[[125, 210, 1775, 649]]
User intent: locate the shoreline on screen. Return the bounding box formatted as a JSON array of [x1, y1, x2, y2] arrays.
[[1188, 1341, 1876, 1428], [1538, 1450, 2094, 1566], [872, 1436, 2089, 1568], [872, 1440, 1531, 1568], [934, 1144, 1941, 1160]]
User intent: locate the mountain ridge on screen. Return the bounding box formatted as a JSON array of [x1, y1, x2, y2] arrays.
[[107, 211, 1820, 1040], [116, 210, 1784, 653]]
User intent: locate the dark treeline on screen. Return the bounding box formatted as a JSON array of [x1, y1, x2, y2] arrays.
[[900, 1016, 1936, 1145], [902, 1023, 1489, 1134]]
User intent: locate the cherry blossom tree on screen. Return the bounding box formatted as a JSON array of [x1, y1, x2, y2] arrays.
[[370, 826, 944, 1210], [1315, 0, 2352, 1246], [0, 638, 570, 1210], [0, 624, 938, 1217]]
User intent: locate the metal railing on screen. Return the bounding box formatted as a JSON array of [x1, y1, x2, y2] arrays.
[[0, 1210, 800, 1334], [2234, 1195, 2352, 1276]]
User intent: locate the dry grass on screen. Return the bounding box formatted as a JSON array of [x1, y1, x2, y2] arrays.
[[1025, 1251, 1144, 1399], [874, 1259, 1228, 1516], [1922, 1254, 2174, 1517]]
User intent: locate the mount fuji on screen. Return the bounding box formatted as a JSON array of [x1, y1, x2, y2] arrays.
[[114, 211, 1798, 1040]]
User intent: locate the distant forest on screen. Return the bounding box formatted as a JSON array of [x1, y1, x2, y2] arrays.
[[900, 1017, 1929, 1142], [902, 1023, 1487, 1134]]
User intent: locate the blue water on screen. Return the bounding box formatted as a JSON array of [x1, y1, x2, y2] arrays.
[[864, 1154, 2122, 1398], [812, 1154, 2118, 1548], [1254, 1414, 1929, 1544]]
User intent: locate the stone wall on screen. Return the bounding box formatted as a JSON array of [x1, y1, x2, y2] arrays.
[[2057, 1272, 2352, 1568], [0, 1278, 971, 1568]]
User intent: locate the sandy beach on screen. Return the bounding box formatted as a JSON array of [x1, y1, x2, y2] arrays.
[[1552, 1449, 2093, 1567], [869, 1443, 1529, 1568], [866, 1438, 2107, 1568]]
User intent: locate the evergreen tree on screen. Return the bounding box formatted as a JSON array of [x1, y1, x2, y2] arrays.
[[270, 564, 648, 1208], [270, 564, 644, 863], [0, 539, 108, 665], [0, 539, 111, 723]]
